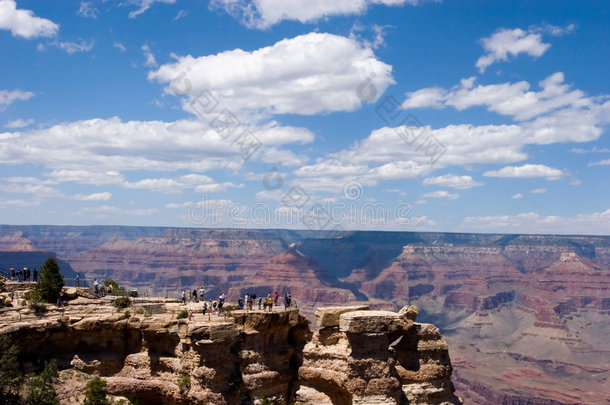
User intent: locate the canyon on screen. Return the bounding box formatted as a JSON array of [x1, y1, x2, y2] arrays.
[[0, 225, 609, 403]]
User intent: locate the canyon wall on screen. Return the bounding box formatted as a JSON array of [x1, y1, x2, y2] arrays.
[[1, 225, 608, 403]]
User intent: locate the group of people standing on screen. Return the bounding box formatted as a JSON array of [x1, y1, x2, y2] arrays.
[[237, 291, 292, 311], [188, 289, 293, 316], [8, 267, 38, 282], [181, 287, 206, 304]]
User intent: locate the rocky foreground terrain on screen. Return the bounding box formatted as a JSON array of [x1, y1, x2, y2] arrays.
[[0, 281, 461, 404], [1, 225, 609, 403]]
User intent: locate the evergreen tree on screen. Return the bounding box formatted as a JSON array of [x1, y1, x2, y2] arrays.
[[23, 361, 58, 405], [0, 335, 21, 404], [83, 376, 109, 405], [34, 258, 65, 303]]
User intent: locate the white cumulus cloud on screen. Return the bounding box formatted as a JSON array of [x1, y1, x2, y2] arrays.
[[0, 89, 34, 110], [483, 164, 564, 180], [77, 1, 98, 19], [422, 190, 459, 199], [476, 28, 550, 73], [73, 192, 112, 201], [210, 0, 426, 29], [5, 118, 33, 128], [423, 174, 483, 189], [128, 0, 176, 19], [149, 32, 394, 116], [0, 0, 59, 39], [461, 209, 610, 235]]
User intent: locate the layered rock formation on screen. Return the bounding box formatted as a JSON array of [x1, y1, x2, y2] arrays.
[[1, 225, 609, 403], [0, 285, 461, 405], [299, 306, 460, 405]]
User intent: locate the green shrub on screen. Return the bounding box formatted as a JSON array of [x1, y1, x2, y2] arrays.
[[23, 360, 59, 405], [0, 335, 21, 403], [0, 296, 11, 308], [34, 258, 65, 303], [123, 310, 131, 318], [29, 302, 48, 317], [126, 394, 140, 405], [177, 310, 189, 320], [128, 289, 138, 298], [83, 376, 109, 405], [177, 374, 190, 394], [103, 279, 119, 291], [113, 296, 131, 310], [327, 336, 340, 345]]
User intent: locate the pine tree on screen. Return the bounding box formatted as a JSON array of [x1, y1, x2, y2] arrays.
[[0, 335, 21, 404], [83, 376, 109, 405], [34, 258, 65, 303], [23, 361, 58, 405]]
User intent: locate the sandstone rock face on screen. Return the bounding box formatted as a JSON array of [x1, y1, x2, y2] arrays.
[[298, 306, 462, 405], [339, 310, 403, 334], [315, 305, 369, 328], [0, 296, 461, 405]]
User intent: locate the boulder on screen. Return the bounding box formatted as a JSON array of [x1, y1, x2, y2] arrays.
[[63, 288, 78, 300], [316, 305, 369, 328], [398, 305, 418, 322], [339, 311, 403, 334]]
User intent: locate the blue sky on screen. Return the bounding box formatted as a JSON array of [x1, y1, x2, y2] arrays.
[[1, 0, 609, 234]]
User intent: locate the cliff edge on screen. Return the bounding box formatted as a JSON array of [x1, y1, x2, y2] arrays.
[[0, 284, 461, 404]]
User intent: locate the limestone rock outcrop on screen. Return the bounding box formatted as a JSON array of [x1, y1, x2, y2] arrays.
[[0, 293, 461, 405], [298, 305, 462, 404]]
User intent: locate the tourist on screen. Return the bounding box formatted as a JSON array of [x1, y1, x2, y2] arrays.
[[274, 291, 279, 304], [181, 289, 186, 304], [267, 295, 273, 312], [33, 268, 38, 282], [284, 292, 290, 309], [193, 288, 198, 303], [199, 287, 205, 301], [202, 302, 208, 315], [94, 278, 99, 294], [238, 297, 244, 308], [9, 267, 14, 281], [75, 273, 79, 287], [218, 293, 225, 313], [258, 296, 263, 310]]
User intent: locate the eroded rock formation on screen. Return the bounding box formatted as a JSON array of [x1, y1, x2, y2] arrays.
[[0, 285, 461, 404], [298, 306, 460, 405]]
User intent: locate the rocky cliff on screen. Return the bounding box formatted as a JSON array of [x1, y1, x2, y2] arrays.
[[0, 283, 461, 405], [1, 225, 609, 403]]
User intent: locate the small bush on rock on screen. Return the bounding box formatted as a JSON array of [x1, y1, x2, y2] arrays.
[[83, 376, 109, 405], [113, 296, 131, 310]]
